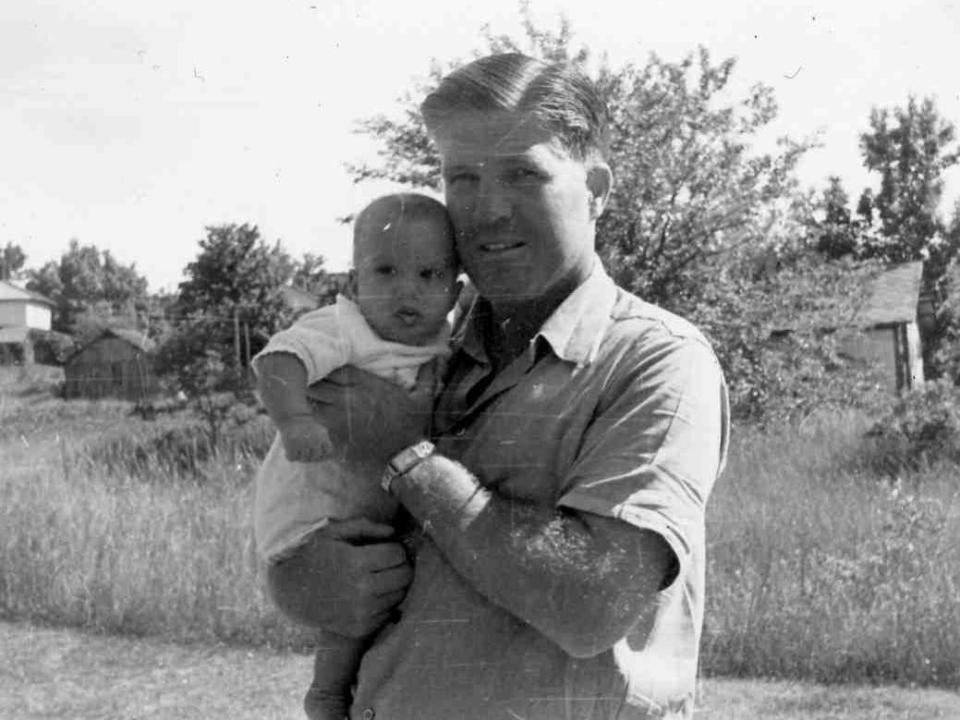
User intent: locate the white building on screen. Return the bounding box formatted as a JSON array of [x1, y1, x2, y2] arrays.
[[0, 280, 54, 331]]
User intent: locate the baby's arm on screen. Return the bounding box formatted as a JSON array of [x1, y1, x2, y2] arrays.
[[255, 352, 334, 462]]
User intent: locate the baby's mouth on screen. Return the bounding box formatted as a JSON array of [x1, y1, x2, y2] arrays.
[[395, 308, 422, 325]]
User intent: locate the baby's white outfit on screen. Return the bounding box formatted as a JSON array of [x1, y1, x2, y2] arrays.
[[252, 295, 450, 562]]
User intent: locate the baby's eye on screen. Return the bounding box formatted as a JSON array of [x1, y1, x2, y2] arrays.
[[420, 268, 445, 281], [374, 265, 396, 276]]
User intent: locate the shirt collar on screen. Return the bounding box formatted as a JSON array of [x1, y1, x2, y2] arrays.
[[453, 255, 617, 368]]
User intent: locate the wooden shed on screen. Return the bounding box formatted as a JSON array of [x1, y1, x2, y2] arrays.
[[64, 328, 159, 401], [836, 261, 925, 392]]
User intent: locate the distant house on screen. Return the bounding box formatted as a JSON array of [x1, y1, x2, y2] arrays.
[[64, 328, 159, 401], [0, 281, 55, 364], [836, 261, 926, 392], [771, 261, 926, 393], [0, 280, 54, 330]]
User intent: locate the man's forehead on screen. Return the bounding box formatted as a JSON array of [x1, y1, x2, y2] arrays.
[[434, 110, 565, 161]]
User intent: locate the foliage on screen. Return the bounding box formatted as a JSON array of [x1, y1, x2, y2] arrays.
[[158, 224, 295, 397], [857, 96, 960, 272], [346, 12, 814, 313], [289, 252, 345, 308], [864, 379, 960, 472], [26, 329, 76, 366], [687, 250, 886, 423], [24, 239, 149, 336], [0, 242, 27, 281]]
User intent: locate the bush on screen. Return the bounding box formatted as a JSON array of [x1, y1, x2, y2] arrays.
[[28, 329, 76, 366], [864, 379, 960, 471]]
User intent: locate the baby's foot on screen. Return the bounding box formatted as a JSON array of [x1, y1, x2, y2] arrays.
[[303, 685, 349, 720]]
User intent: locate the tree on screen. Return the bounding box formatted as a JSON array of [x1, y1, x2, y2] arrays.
[[857, 96, 960, 270], [157, 223, 296, 390], [346, 9, 813, 314], [815, 177, 859, 259], [24, 239, 148, 338], [0, 243, 26, 281]]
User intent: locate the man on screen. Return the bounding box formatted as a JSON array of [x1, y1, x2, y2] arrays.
[[269, 52, 729, 720]]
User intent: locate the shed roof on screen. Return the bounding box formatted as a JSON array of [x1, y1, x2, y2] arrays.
[[854, 261, 924, 326], [0, 280, 55, 307], [68, 328, 155, 362]]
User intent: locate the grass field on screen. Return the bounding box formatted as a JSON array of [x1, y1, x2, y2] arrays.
[[2, 363, 959, 692]]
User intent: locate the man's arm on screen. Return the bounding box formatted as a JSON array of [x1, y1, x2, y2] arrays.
[[391, 455, 673, 658]]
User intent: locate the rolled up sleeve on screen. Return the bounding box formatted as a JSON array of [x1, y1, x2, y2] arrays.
[[558, 333, 729, 588]]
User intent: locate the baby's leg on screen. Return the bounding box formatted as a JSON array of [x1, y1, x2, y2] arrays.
[[303, 631, 366, 720]]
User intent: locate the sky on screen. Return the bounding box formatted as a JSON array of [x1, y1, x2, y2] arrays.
[[3, 0, 959, 292]]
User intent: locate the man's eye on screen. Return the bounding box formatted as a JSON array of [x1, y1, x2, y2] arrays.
[[506, 167, 541, 183]]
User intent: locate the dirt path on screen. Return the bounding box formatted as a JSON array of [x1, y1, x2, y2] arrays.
[[2, 621, 958, 719]]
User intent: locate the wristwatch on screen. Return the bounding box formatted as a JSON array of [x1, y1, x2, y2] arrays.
[[381, 440, 436, 494]]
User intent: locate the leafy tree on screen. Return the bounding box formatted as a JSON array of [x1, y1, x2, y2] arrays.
[[815, 177, 860, 259], [0, 243, 27, 281], [157, 223, 296, 397], [25, 239, 148, 336], [346, 10, 813, 313], [857, 96, 960, 271]]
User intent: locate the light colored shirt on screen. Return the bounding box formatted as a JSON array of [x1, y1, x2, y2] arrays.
[[253, 294, 451, 391], [350, 258, 730, 720], [251, 295, 452, 561]]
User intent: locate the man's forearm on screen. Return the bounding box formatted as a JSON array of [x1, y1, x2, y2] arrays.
[[391, 452, 672, 658]]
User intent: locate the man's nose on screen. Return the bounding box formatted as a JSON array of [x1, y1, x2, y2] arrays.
[[474, 178, 512, 224]]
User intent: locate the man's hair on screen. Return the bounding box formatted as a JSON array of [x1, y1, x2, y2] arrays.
[[353, 193, 454, 256], [421, 53, 610, 161]]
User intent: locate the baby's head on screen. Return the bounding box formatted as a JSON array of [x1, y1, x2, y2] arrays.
[[348, 193, 460, 346]]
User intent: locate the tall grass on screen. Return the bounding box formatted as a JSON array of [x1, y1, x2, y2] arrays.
[[0, 392, 307, 649], [1, 389, 959, 686], [703, 410, 960, 686]]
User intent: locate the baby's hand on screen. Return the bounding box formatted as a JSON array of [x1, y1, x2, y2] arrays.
[[277, 416, 335, 462]]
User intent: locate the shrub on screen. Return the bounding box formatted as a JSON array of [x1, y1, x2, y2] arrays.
[[864, 379, 960, 471]]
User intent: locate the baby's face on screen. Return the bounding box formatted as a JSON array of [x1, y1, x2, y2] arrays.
[[353, 217, 459, 346]]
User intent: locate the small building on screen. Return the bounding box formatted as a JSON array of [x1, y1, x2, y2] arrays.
[[0, 280, 54, 331], [279, 272, 350, 316], [836, 261, 925, 392], [0, 326, 33, 364], [64, 328, 159, 401]]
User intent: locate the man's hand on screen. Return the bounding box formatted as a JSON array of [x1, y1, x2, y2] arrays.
[[305, 363, 437, 466], [266, 518, 413, 638], [277, 416, 334, 462]]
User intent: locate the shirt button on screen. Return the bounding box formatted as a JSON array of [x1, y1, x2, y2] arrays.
[[362, 709, 375, 720]]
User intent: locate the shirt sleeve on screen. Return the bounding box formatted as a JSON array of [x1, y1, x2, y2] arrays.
[[557, 332, 730, 588], [251, 307, 350, 385]]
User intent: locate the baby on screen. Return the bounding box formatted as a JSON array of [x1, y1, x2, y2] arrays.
[[252, 193, 460, 720]]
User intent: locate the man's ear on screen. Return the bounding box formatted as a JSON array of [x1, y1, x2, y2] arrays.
[[343, 269, 359, 299], [586, 161, 613, 220]]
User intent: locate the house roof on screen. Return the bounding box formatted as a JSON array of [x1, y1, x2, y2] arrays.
[[854, 261, 924, 326], [0, 280, 55, 307]]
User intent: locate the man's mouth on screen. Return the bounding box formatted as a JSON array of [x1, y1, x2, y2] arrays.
[[479, 241, 524, 253]]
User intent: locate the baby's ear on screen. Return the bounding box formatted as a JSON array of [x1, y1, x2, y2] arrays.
[[343, 269, 359, 299]]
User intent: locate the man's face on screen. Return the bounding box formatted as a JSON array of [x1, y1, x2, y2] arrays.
[[353, 217, 459, 346], [433, 110, 609, 307]]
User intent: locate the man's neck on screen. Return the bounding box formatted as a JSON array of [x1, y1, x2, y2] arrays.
[[485, 270, 584, 370]]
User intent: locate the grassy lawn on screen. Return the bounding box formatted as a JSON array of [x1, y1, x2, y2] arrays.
[[2, 621, 958, 720]]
